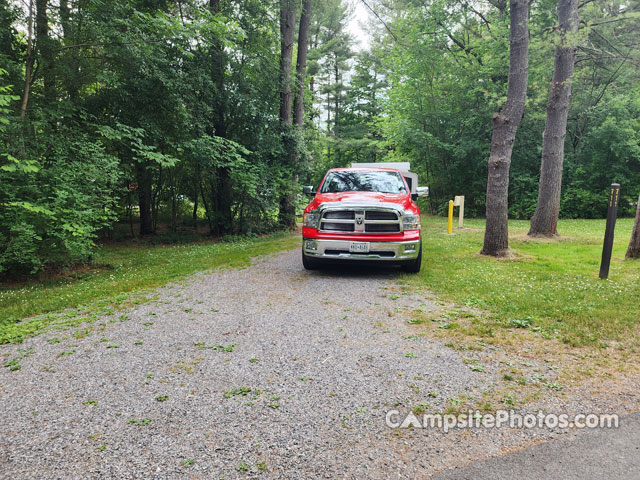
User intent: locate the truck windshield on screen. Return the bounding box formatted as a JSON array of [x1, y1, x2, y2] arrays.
[[320, 171, 407, 194]]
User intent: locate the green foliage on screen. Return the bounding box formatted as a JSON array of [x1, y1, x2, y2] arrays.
[[0, 121, 120, 273], [373, 0, 640, 218]]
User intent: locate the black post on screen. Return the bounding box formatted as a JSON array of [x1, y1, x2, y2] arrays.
[[599, 183, 621, 279]]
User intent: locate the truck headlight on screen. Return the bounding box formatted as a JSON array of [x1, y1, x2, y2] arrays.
[[402, 214, 421, 231], [303, 211, 320, 229]]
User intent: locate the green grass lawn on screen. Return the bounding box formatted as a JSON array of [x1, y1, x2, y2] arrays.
[[0, 233, 298, 343], [406, 216, 640, 346]]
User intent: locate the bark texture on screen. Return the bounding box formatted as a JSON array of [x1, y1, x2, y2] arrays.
[[293, 0, 312, 128], [277, 0, 298, 229], [529, 0, 579, 236], [626, 194, 640, 259], [482, 0, 531, 256], [279, 0, 296, 125]]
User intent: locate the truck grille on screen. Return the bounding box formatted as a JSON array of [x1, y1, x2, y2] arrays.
[[319, 208, 401, 234]]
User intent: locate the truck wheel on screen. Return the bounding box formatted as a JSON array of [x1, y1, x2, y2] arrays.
[[302, 250, 321, 270], [401, 242, 422, 273]]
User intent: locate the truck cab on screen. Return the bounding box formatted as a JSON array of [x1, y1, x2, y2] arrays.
[[301, 164, 425, 273]]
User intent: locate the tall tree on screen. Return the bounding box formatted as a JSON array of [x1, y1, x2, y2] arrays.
[[277, 0, 297, 229], [528, 0, 579, 236], [294, 0, 312, 128], [627, 193, 640, 259], [481, 0, 530, 256]]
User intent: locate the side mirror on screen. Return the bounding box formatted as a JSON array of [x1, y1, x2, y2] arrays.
[[417, 186, 429, 197], [411, 193, 419, 201], [303, 185, 316, 197]]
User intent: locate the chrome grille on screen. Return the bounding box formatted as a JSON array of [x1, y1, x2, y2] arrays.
[[319, 208, 402, 234]]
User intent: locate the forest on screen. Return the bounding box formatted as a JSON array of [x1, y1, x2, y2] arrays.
[[0, 0, 639, 274]]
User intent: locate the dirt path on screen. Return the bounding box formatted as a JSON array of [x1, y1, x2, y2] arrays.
[[1, 249, 637, 478]]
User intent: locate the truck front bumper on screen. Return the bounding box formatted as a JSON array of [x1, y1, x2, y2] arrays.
[[302, 238, 420, 261]]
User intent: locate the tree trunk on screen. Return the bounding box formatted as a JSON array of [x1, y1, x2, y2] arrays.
[[200, 181, 213, 233], [481, 0, 530, 257], [279, 0, 296, 126], [192, 163, 200, 228], [293, 0, 312, 129], [626, 194, 640, 259], [136, 163, 154, 236], [277, 0, 297, 229], [528, 0, 578, 237], [20, 0, 34, 121]]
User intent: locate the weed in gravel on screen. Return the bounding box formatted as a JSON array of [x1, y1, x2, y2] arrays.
[[134, 340, 143, 345], [3, 358, 21, 371], [236, 462, 251, 472], [438, 322, 458, 330], [72, 327, 93, 339], [256, 461, 267, 472], [83, 400, 98, 407], [194, 342, 236, 352], [268, 394, 281, 409], [47, 337, 60, 344], [128, 418, 153, 426], [156, 395, 169, 402], [224, 387, 252, 398], [407, 318, 426, 325], [182, 458, 194, 467], [463, 358, 485, 372], [298, 377, 312, 381], [404, 352, 416, 358], [42, 365, 55, 373], [97, 444, 107, 452], [170, 357, 203, 374], [56, 349, 76, 358], [143, 321, 154, 327], [249, 358, 258, 363], [413, 403, 430, 414], [106, 344, 119, 349]]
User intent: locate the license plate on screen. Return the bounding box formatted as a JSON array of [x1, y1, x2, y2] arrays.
[[349, 242, 370, 253]]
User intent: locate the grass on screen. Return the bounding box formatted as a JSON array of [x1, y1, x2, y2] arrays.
[[0, 232, 298, 343], [404, 216, 640, 346]]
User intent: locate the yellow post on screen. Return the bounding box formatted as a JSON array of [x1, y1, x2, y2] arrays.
[[448, 200, 454, 234]]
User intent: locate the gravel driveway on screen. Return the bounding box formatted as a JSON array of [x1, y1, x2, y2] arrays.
[[1, 249, 495, 479]]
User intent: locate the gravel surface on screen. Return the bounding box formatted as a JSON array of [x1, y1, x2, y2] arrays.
[[1, 248, 638, 479]]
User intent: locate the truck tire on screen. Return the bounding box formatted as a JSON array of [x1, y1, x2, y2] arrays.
[[302, 250, 321, 270], [401, 242, 422, 273]]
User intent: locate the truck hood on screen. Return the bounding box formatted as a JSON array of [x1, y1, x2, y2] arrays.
[[305, 191, 418, 214]]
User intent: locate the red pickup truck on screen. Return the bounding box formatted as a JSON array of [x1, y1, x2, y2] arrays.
[[301, 166, 423, 273]]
